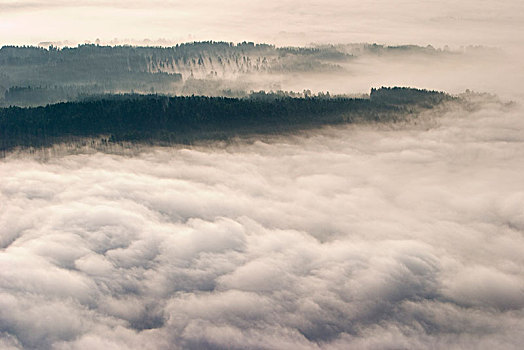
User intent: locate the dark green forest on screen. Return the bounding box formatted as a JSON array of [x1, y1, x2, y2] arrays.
[[0, 87, 452, 152]]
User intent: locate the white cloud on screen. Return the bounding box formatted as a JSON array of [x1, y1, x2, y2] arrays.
[[1, 93, 524, 348]]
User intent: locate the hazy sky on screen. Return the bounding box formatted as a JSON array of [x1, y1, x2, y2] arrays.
[[1, 0, 524, 47]]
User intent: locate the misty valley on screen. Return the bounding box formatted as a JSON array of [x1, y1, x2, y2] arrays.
[[1, 38, 523, 350], [0, 41, 488, 107], [0, 42, 503, 157]]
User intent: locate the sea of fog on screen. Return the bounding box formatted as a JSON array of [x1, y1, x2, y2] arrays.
[[1, 96, 523, 349]]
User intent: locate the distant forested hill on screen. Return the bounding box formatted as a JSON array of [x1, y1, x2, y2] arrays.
[[0, 42, 344, 106], [0, 87, 452, 152], [0, 42, 458, 107]]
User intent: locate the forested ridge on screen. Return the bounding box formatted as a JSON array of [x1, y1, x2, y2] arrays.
[[0, 42, 342, 106], [0, 42, 462, 107], [0, 87, 451, 152]]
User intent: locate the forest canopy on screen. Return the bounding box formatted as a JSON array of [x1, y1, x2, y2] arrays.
[[0, 87, 452, 152]]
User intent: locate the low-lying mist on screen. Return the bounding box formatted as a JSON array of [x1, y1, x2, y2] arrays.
[[1, 95, 523, 349], [276, 46, 523, 101], [3, 42, 521, 107]]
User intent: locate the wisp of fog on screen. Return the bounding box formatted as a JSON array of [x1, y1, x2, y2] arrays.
[[1, 95, 523, 349]]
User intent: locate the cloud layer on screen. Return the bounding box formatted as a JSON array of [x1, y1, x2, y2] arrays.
[[1, 0, 523, 47], [1, 97, 524, 349]]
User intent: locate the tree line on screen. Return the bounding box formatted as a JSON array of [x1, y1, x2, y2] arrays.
[[0, 87, 453, 152]]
